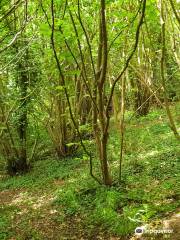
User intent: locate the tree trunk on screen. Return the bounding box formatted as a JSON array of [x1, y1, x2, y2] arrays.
[[160, 0, 180, 141]]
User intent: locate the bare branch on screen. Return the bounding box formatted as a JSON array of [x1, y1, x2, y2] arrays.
[[0, 0, 22, 23], [50, 0, 101, 184], [108, 1, 142, 53], [169, 0, 180, 26], [106, 0, 147, 117], [105, 0, 147, 134], [77, 0, 96, 78]]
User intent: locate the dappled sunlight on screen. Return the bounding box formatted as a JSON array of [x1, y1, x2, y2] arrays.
[[10, 191, 34, 206], [31, 195, 55, 210], [49, 209, 58, 215], [9, 191, 55, 211], [159, 131, 175, 140], [139, 150, 159, 159], [0, 0, 179, 238]]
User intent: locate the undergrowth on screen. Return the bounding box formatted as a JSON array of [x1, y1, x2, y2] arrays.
[[0, 104, 179, 239]]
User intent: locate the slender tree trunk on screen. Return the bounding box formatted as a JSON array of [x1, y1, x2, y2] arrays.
[[119, 73, 126, 182], [160, 0, 180, 141], [17, 60, 29, 172], [6, 0, 29, 173], [96, 0, 112, 185]]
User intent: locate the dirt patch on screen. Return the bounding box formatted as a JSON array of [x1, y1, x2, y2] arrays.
[[30, 215, 124, 240], [0, 189, 23, 206], [162, 212, 180, 240]]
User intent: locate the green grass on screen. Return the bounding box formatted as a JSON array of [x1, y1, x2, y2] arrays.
[[0, 104, 179, 239], [0, 157, 82, 191]]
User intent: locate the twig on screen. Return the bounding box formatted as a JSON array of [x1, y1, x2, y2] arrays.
[[50, 0, 101, 184]]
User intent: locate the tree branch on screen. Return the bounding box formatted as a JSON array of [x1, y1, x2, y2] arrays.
[[105, 0, 147, 134], [169, 0, 180, 26], [50, 0, 101, 184], [0, 0, 22, 23]]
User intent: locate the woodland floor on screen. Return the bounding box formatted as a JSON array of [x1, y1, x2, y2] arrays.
[[0, 104, 180, 240]]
